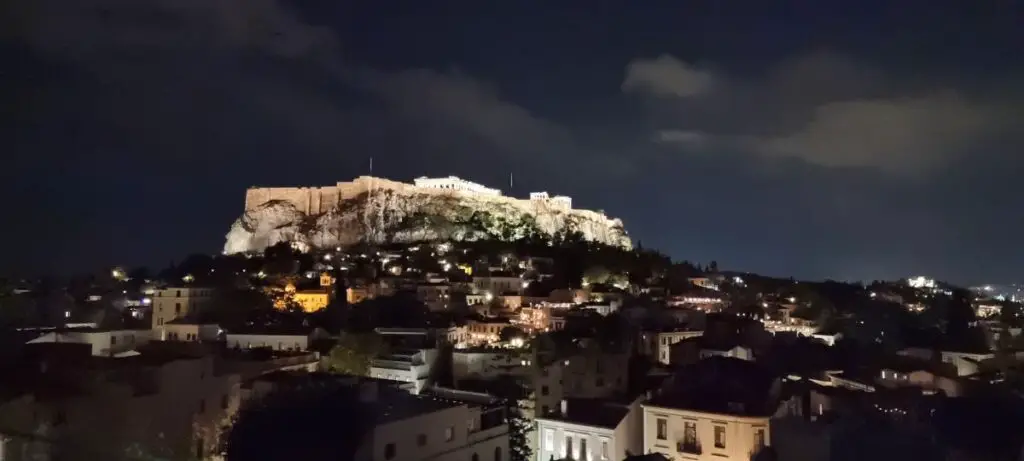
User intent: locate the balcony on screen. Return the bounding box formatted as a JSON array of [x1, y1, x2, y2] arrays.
[[371, 359, 413, 371], [676, 441, 702, 455]]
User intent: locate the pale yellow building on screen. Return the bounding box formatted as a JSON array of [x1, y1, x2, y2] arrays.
[[293, 290, 330, 312], [151, 286, 214, 328], [641, 357, 779, 461]]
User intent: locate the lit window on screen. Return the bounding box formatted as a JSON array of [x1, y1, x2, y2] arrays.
[[544, 429, 554, 450]]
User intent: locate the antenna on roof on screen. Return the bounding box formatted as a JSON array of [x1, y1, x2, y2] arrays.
[[369, 157, 374, 175], [509, 172, 513, 192]]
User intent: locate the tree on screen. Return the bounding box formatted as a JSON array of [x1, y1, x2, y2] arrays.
[[499, 326, 527, 343], [583, 265, 611, 285], [344, 293, 429, 331], [508, 407, 533, 461], [221, 382, 372, 461], [324, 332, 389, 375], [203, 288, 276, 329], [708, 260, 719, 273]]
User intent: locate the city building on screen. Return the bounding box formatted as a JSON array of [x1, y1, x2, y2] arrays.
[[474, 274, 524, 297], [0, 343, 241, 460], [291, 289, 330, 313], [26, 328, 151, 356], [159, 319, 221, 342], [151, 286, 215, 328], [224, 326, 328, 352], [535, 397, 644, 461], [642, 358, 780, 461], [417, 282, 452, 311], [466, 318, 513, 346], [640, 330, 703, 365], [367, 329, 441, 394], [414, 176, 503, 197], [453, 348, 533, 382], [563, 348, 630, 399]]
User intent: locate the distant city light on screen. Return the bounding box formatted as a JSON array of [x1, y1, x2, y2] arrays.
[[907, 276, 936, 289]]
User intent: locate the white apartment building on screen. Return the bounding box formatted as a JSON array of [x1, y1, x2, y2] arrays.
[[27, 328, 151, 356], [369, 348, 439, 394], [160, 320, 221, 342], [641, 330, 703, 365], [535, 397, 643, 461], [473, 275, 524, 296], [151, 286, 215, 328], [225, 327, 328, 351], [371, 388, 510, 461], [453, 348, 533, 382], [640, 358, 779, 461]]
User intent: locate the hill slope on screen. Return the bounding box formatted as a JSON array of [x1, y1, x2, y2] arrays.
[[224, 189, 631, 253]]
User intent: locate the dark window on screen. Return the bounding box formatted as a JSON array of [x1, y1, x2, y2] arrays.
[[175, 303, 182, 314], [417, 433, 427, 446], [110, 336, 117, 346], [445, 426, 454, 441], [195, 437, 204, 459], [198, 399, 205, 413], [495, 446, 502, 461], [472, 453, 479, 461], [541, 385, 549, 396], [754, 428, 765, 450], [656, 418, 667, 440], [384, 443, 396, 459], [596, 378, 605, 387], [221, 395, 229, 409], [542, 405, 549, 415], [714, 426, 726, 449]]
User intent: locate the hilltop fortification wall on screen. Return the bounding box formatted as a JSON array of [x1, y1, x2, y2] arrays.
[[245, 176, 584, 216]]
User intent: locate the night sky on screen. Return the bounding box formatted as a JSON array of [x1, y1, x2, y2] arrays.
[[3, 0, 1023, 283]]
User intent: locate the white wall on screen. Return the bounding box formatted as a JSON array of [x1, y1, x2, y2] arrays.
[[28, 329, 152, 356], [371, 403, 509, 461], [226, 334, 309, 351]]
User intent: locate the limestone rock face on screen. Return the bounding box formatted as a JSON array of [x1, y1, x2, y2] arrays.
[[223, 190, 631, 254]]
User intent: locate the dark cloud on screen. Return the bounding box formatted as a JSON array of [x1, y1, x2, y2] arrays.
[[4, 0, 1023, 283], [624, 52, 1018, 174]]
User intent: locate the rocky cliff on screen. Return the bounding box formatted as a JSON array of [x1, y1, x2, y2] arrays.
[[223, 189, 631, 254]]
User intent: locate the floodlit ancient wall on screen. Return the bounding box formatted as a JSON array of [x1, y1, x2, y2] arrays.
[[246, 176, 583, 216]]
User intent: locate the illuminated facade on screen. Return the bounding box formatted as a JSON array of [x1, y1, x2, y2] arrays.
[[413, 176, 503, 196]]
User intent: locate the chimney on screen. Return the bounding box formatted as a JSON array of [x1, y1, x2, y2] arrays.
[[560, 399, 568, 415]]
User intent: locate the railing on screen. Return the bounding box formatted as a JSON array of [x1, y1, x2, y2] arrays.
[[676, 440, 702, 455], [370, 359, 412, 371]]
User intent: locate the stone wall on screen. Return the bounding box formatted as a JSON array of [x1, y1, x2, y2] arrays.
[[246, 176, 591, 218]]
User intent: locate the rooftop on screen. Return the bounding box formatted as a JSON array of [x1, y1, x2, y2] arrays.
[[538, 397, 634, 429], [646, 357, 778, 417]]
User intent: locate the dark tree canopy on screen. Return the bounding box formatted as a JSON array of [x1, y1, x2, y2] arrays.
[[222, 382, 373, 461]]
